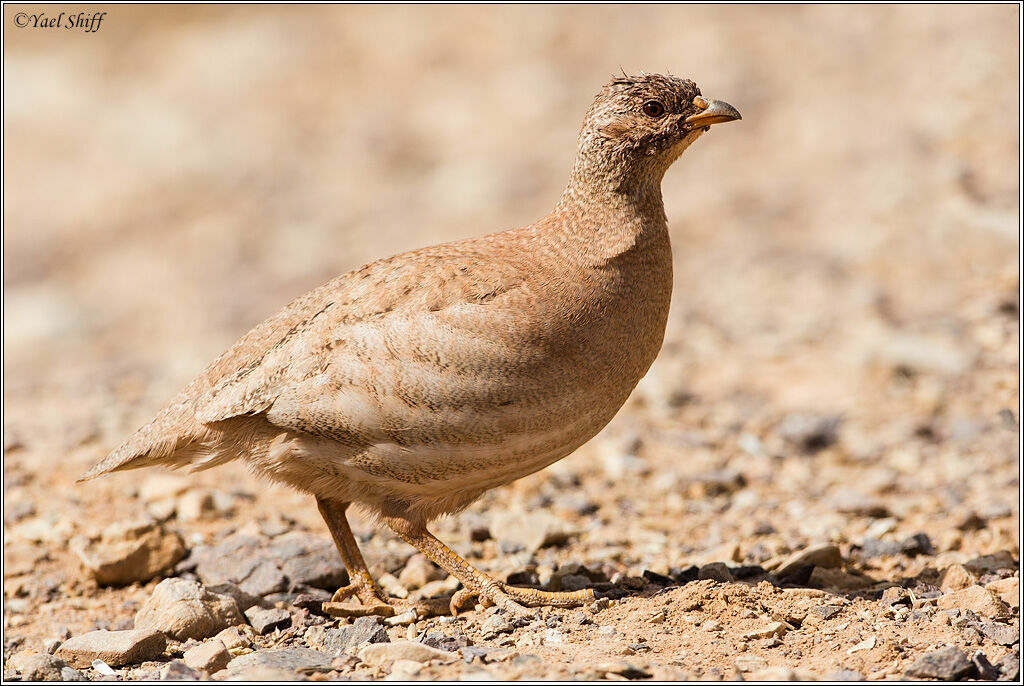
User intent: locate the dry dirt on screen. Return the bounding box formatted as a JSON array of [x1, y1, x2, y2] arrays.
[[3, 4, 1020, 681]]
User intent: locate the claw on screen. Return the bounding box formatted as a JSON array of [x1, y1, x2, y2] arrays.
[[324, 578, 452, 619], [330, 585, 358, 603], [450, 588, 478, 615]]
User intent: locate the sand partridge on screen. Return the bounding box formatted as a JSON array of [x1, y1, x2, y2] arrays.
[[82, 73, 740, 616]]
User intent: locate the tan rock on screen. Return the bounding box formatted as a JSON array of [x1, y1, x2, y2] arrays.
[[70, 520, 185, 586], [773, 543, 843, 577], [742, 621, 786, 639], [55, 629, 165, 668], [9, 651, 72, 681], [184, 639, 231, 673], [214, 626, 253, 654], [358, 640, 457, 666], [936, 585, 1011, 619], [135, 578, 246, 640], [939, 564, 976, 591], [985, 577, 1019, 608]]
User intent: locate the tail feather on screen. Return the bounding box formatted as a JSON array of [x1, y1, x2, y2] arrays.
[[77, 408, 209, 482]]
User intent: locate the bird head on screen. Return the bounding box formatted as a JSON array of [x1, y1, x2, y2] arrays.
[[575, 72, 740, 183]]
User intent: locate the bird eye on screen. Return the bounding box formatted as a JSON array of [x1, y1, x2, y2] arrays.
[[642, 101, 666, 118]]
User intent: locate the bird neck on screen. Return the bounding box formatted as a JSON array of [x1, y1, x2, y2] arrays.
[[551, 150, 671, 264]]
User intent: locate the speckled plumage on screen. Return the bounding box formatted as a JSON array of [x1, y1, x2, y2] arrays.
[[82, 73, 739, 614]]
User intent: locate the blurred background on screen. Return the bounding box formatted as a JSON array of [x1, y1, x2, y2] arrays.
[[3, 4, 1019, 673]]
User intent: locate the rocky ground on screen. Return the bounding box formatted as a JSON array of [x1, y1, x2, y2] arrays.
[[3, 4, 1020, 682]]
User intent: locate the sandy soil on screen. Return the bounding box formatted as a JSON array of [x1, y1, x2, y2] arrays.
[[3, 4, 1019, 681]]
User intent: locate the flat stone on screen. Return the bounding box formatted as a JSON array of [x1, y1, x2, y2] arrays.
[[558, 573, 594, 591], [135, 578, 246, 641], [859, 533, 934, 559], [227, 647, 334, 676], [937, 585, 1011, 619], [904, 646, 974, 680], [384, 609, 418, 626], [270, 532, 349, 590], [742, 622, 786, 640], [9, 652, 71, 681], [244, 606, 292, 635], [307, 616, 390, 654], [70, 520, 185, 586], [184, 533, 347, 598], [773, 544, 843, 577], [56, 629, 166, 669], [974, 622, 1019, 646], [183, 535, 287, 597], [358, 640, 457, 666], [183, 640, 231, 673]]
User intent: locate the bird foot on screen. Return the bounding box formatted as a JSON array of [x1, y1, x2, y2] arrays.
[[448, 583, 595, 616], [322, 573, 451, 619], [501, 584, 596, 608]]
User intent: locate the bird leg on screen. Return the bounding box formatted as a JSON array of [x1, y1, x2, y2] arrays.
[[316, 497, 448, 618], [384, 517, 595, 617]]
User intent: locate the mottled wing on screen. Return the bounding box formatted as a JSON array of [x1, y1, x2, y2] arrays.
[[193, 251, 529, 434]]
